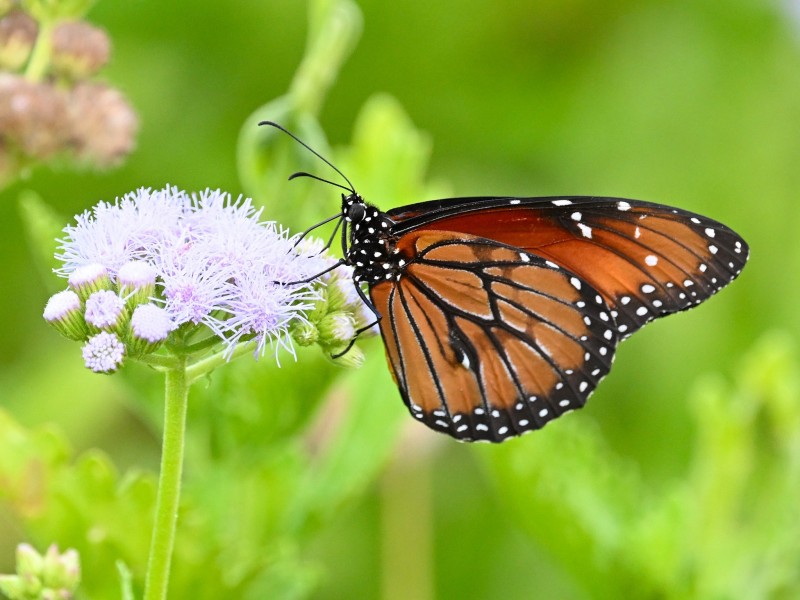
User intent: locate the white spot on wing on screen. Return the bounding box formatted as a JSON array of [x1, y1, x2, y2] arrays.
[[577, 223, 593, 238], [552, 199, 573, 206], [617, 201, 631, 211], [645, 255, 658, 266]]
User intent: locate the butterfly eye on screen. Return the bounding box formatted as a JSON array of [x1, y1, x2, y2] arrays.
[[347, 203, 366, 223]]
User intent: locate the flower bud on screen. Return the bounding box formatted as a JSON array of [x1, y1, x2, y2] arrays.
[[117, 260, 156, 307], [43, 289, 87, 340], [51, 20, 110, 79], [327, 343, 365, 369], [0, 10, 37, 70], [82, 331, 125, 373], [66, 82, 138, 168], [318, 311, 356, 346], [84, 289, 126, 333], [15, 544, 43, 580], [128, 303, 172, 355], [68, 263, 111, 301], [40, 545, 80, 593], [290, 319, 318, 347], [0, 74, 68, 159]]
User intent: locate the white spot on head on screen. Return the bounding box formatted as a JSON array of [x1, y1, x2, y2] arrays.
[[617, 201, 631, 211], [577, 223, 593, 238], [645, 255, 658, 266], [552, 199, 573, 206]]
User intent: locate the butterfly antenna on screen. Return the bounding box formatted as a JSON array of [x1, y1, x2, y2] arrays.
[[289, 171, 353, 193], [259, 121, 356, 194]]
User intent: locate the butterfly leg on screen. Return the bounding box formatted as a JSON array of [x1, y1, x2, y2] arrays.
[[276, 258, 346, 285]]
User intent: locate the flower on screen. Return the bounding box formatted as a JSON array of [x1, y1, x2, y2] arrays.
[[82, 331, 125, 373], [51, 186, 343, 370], [84, 290, 126, 331]]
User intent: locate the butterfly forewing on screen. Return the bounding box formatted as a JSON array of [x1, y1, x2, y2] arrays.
[[388, 196, 749, 338], [370, 231, 618, 442]]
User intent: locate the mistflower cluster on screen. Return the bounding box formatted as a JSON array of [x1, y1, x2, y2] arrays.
[[0, 543, 80, 600], [0, 3, 137, 185], [45, 186, 371, 374]]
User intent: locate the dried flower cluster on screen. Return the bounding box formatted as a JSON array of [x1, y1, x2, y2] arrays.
[[45, 186, 370, 373], [0, 3, 137, 184]]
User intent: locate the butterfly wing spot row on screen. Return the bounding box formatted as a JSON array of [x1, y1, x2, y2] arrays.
[[370, 231, 618, 442]]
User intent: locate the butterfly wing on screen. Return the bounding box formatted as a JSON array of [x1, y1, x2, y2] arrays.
[[369, 230, 618, 442], [388, 196, 748, 339]]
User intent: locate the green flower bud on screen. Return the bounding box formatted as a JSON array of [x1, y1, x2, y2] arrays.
[[67, 263, 112, 301], [43, 289, 88, 341], [318, 311, 356, 346], [40, 545, 80, 592], [15, 544, 43, 580], [327, 344, 365, 369], [291, 319, 318, 347]]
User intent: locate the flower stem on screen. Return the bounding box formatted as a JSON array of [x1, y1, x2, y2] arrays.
[[25, 19, 54, 82], [143, 356, 189, 600]]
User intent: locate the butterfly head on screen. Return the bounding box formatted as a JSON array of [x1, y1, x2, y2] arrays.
[[341, 193, 400, 284]]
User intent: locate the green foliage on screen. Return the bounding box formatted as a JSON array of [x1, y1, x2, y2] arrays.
[[0, 0, 793, 598], [486, 332, 800, 599]]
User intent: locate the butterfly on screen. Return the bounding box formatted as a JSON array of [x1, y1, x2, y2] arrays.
[[262, 122, 749, 443]]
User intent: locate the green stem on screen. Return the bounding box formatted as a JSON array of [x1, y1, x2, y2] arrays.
[[25, 19, 54, 82], [143, 357, 189, 600]]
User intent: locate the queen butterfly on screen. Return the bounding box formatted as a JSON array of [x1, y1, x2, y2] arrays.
[[262, 122, 749, 443]]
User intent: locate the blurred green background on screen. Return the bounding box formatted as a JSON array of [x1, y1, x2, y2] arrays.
[[1, 0, 798, 598]]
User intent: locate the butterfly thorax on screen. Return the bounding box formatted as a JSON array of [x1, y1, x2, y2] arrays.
[[343, 194, 401, 284]]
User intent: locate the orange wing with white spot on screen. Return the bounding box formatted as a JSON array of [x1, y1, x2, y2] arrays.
[[369, 231, 618, 442]]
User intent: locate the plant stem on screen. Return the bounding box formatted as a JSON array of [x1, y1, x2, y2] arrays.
[[25, 19, 54, 82], [143, 357, 189, 600]]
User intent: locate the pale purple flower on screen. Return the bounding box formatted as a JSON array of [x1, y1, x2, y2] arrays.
[[57, 186, 189, 277], [84, 290, 125, 330], [82, 332, 125, 372], [53, 185, 345, 363]]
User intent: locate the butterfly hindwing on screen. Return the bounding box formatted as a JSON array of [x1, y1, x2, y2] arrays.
[[370, 231, 618, 442]]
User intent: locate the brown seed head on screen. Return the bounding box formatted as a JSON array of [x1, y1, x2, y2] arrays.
[[51, 20, 110, 79], [0, 10, 37, 70]]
